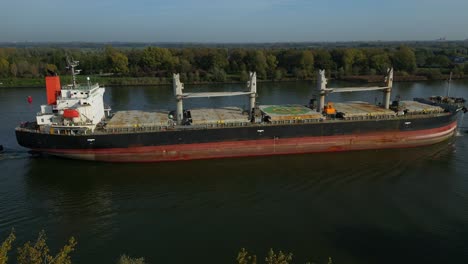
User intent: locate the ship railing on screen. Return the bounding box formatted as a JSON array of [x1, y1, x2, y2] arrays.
[[103, 123, 248, 133], [101, 118, 328, 134], [269, 119, 322, 125], [340, 114, 398, 121], [62, 83, 99, 91], [101, 111, 450, 134]]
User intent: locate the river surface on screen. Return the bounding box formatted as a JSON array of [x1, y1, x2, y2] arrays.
[[1, 80, 468, 263]]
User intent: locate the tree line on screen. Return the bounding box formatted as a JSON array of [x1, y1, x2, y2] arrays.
[[0, 44, 467, 83]]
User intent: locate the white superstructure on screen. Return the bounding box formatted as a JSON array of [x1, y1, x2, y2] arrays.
[[36, 60, 108, 134]]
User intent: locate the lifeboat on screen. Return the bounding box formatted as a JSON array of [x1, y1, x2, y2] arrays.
[[63, 109, 80, 118]]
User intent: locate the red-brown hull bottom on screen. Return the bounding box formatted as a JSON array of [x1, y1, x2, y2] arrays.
[[38, 122, 458, 162]]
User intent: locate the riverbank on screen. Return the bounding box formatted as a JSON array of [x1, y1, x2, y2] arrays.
[[0, 74, 465, 88], [342, 74, 466, 83]]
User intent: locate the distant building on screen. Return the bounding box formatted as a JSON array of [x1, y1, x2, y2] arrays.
[[453, 57, 466, 63]]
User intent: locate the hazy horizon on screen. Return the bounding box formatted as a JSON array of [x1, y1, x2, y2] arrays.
[[2, 0, 468, 43]]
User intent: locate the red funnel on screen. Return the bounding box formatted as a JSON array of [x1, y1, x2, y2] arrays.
[[46, 76, 61, 105]]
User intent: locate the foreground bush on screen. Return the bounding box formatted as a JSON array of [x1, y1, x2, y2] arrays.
[[117, 254, 146, 264], [0, 230, 76, 264], [2, 230, 333, 263], [237, 248, 332, 264]]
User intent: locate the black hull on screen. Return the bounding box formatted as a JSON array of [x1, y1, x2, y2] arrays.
[[15, 112, 460, 162]]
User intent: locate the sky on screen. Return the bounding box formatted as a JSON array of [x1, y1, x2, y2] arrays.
[[1, 0, 468, 42]]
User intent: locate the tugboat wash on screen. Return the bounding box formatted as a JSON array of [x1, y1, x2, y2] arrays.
[[15, 60, 466, 162]]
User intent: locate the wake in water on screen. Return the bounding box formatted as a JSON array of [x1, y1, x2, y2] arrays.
[[0, 147, 35, 161]]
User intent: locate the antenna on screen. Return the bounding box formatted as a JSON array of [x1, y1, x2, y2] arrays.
[[66, 57, 80, 88]]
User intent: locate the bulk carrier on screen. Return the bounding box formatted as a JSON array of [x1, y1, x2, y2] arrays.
[[16, 60, 466, 162]]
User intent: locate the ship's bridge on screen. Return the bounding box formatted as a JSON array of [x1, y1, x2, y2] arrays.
[[63, 83, 100, 90]]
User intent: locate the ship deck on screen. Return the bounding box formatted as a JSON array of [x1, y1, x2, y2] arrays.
[[106, 110, 171, 129], [102, 101, 447, 133], [398, 100, 444, 114], [105, 107, 250, 131], [190, 107, 248, 125], [333, 102, 396, 119], [259, 105, 323, 121]]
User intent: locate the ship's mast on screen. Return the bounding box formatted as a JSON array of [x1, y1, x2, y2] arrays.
[[172, 72, 257, 125], [66, 58, 81, 88], [446, 71, 453, 97], [384, 68, 393, 109], [173, 73, 184, 125], [247, 72, 257, 114], [317, 68, 394, 111], [317, 70, 327, 112]]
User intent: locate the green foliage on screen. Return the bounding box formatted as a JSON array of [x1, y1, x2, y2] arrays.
[[177, 58, 192, 73], [105, 46, 129, 74], [45, 64, 58, 74], [16, 61, 30, 77], [117, 254, 145, 264], [228, 49, 247, 72], [9, 63, 17, 77], [191, 48, 228, 71], [237, 248, 333, 264], [298, 50, 314, 78], [0, 58, 9, 77], [453, 64, 465, 77], [15, 230, 76, 264], [239, 70, 249, 82], [332, 48, 368, 75], [415, 48, 433, 66], [342, 49, 356, 74], [274, 69, 285, 81], [4, 231, 343, 264], [426, 55, 451, 67], [265, 249, 293, 264], [277, 50, 314, 79], [0, 230, 16, 264], [266, 53, 278, 80], [392, 46, 417, 73], [277, 50, 299, 73], [51, 237, 77, 264], [3, 230, 343, 264], [0, 44, 464, 85], [236, 248, 293, 264], [211, 67, 227, 82], [351, 49, 367, 75], [188, 71, 200, 83], [141, 47, 175, 73], [245, 50, 268, 79], [313, 49, 334, 72], [369, 54, 391, 74], [17, 230, 52, 264], [416, 68, 442, 80], [237, 248, 257, 264]]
